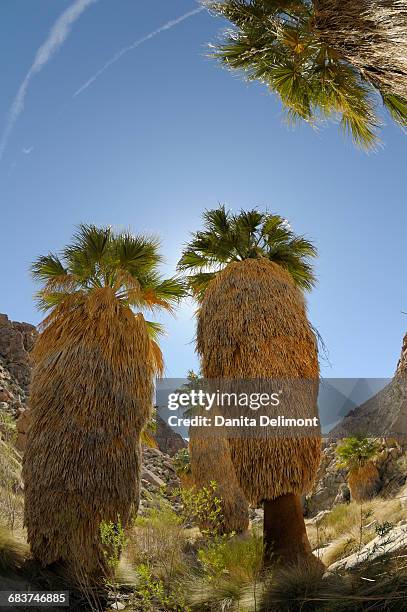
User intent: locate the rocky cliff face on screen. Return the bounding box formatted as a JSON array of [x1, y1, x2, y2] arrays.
[[155, 414, 186, 456], [0, 315, 37, 454], [0, 314, 37, 394], [330, 333, 407, 439], [397, 332, 407, 376]]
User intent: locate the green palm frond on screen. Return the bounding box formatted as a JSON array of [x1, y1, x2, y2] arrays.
[[178, 206, 317, 297], [382, 92, 407, 126], [144, 320, 166, 340], [31, 254, 68, 283], [32, 224, 186, 317], [34, 290, 71, 313], [114, 231, 162, 274], [207, 0, 404, 149]]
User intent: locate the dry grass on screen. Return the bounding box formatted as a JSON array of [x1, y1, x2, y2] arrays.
[[0, 525, 28, 574], [308, 497, 407, 566], [23, 288, 155, 578], [127, 500, 188, 582], [0, 436, 24, 532]]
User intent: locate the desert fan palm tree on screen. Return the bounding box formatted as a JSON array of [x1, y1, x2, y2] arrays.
[[23, 224, 185, 580], [176, 371, 249, 532], [178, 206, 321, 565], [206, 0, 407, 149], [336, 437, 380, 503]]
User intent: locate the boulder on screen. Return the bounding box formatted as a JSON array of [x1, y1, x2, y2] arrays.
[[328, 525, 407, 571]]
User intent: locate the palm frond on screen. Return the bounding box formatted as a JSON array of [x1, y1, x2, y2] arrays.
[[144, 320, 166, 340], [32, 224, 184, 314], [31, 254, 67, 283], [114, 231, 162, 274], [178, 206, 317, 296], [206, 0, 403, 149], [382, 92, 407, 126]]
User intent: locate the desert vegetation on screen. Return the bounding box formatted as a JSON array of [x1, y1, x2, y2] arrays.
[[0, 2, 406, 607], [0, 213, 406, 610], [23, 224, 185, 584], [178, 207, 321, 566], [0, 431, 406, 611], [207, 0, 407, 149]]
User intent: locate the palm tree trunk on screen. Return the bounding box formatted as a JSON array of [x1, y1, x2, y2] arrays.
[[314, 0, 407, 98], [263, 494, 312, 565]]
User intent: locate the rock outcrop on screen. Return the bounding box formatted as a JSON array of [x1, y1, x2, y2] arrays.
[[306, 439, 406, 516], [155, 414, 187, 456], [328, 524, 407, 572], [330, 334, 407, 439], [0, 314, 37, 393]]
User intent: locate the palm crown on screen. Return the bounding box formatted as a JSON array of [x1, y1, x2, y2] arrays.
[[207, 0, 407, 149], [336, 437, 379, 471], [32, 224, 186, 339], [178, 206, 317, 298]]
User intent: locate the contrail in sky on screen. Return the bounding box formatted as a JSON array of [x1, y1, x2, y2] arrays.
[[73, 6, 205, 98], [0, 0, 98, 162]]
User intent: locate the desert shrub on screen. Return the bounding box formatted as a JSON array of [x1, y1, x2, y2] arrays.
[[126, 495, 192, 611], [178, 481, 224, 534], [173, 448, 191, 475], [100, 517, 127, 573], [375, 520, 394, 537], [187, 533, 263, 611], [128, 497, 187, 577], [133, 563, 190, 612], [198, 533, 263, 583]]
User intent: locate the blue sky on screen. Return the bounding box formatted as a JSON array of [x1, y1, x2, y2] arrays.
[[0, 0, 406, 378]]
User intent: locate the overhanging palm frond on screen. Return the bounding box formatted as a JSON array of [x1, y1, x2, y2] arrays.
[[382, 92, 407, 126], [145, 320, 166, 340], [207, 0, 406, 149]]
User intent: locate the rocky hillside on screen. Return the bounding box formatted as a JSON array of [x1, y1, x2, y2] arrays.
[[306, 438, 406, 516], [330, 333, 407, 438], [0, 314, 37, 395]]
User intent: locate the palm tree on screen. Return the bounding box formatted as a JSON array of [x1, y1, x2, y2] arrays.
[[336, 437, 380, 502], [178, 206, 321, 565], [206, 0, 407, 149], [176, 372, 249, 532], [189, 436, 250, 533], [23, 224, 185, 581]]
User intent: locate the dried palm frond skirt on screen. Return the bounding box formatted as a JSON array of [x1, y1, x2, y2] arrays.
[[23, 288, 154, 578], [197, 259, 321, 506]]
